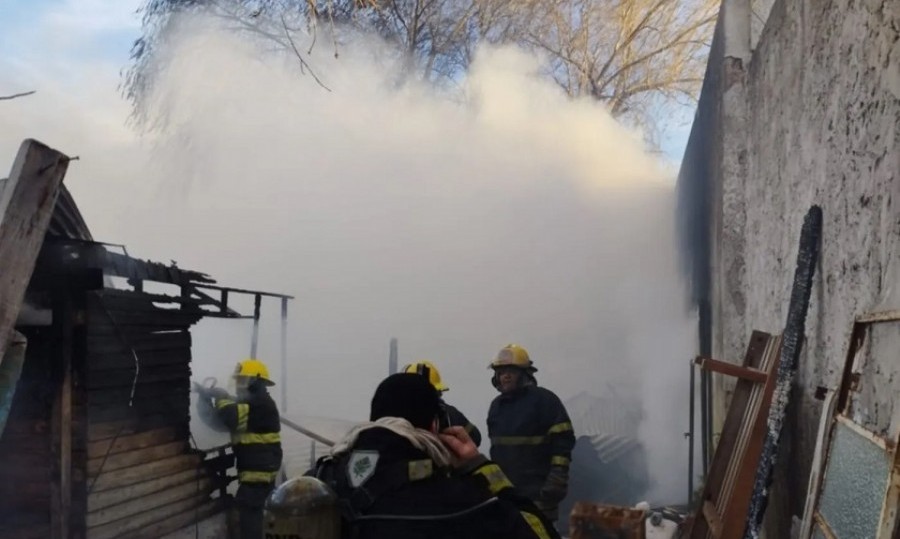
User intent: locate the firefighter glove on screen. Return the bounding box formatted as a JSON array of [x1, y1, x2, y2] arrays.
[[540, 465, 569, 504]]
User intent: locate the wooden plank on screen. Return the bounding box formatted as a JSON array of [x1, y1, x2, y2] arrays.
[[56, 294, 75, 539], [0, 524, 52, 539], [719, 338, 782, 536], [702, 501, 723, 538], [87, 468, 207, 512], [101, 308, 202, 329], [702, 332, 772, 499], [87, 491, 212, 539], [87, 440, 187, 477], [0, 139, 70, 369], [695, 356, 768, 384], [0, 481, 51, 499], [113, 498, 224, 539], [88, 454, 200, 492], [85, 364, 191, 390], [689, 331, 782, 539], [86, 477, 212, 528], [87, 427, 179, 458], [88, 380, 190, 405], [88, 348, 192, 372], [86, 330, 191, 353], [88, 392, 191, 422], [3, 452, 53, 470], [88, 416, 186, 442]]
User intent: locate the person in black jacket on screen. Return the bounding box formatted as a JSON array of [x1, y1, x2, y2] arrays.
[[487, 344, 575, 524], [201, 358, 283, 539], [310, 373, 558, 539], [403, 360, 483, 447]]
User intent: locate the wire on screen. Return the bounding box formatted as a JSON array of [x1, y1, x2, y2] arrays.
[[354, 497, 500, 522]]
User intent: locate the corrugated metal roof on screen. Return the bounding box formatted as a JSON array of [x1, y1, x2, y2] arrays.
[[566, 390, 642, 439], [587, 433, 642, 464]]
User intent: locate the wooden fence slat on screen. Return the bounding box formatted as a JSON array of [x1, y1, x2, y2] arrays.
[[88, 393, 190, 424], [87, 440, 187, 477], [87, 427, 178, 458], [87, 348, 192, 372], [120, 498, 224, 539], [88, 416, 186, 442], [86, 329, 191, 350], [86, 364, 192, 390], [86, 477, 212, 528], [88, 454, 201, 493], [87, 469, 203, 512], [87, 491, 212, 539]]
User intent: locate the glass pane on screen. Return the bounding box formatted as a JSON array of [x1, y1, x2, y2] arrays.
[[812, 526, 827, 539], [818, 421, 891, 537]]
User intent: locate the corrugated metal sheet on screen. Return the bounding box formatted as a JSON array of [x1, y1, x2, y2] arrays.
[[587, 433, 642, 465], [565, 390, 642, 452]]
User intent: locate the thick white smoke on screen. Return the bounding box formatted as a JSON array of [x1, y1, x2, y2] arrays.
[[0, 16, 695, 503]]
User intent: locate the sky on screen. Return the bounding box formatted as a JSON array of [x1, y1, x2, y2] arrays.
[[0, 0, 701, 504]]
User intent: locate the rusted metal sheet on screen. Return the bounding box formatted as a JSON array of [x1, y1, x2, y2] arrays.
[[570, 502, 646, 539]]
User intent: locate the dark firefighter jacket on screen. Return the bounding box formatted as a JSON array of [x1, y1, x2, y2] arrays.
[[445, 403, 482, 447], [487, 385, 575, 515], [310, 428, 559, 539], [214, 386, 283, 484]]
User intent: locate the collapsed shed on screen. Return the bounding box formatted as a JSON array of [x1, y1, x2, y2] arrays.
[[558, 390, 649, 535], [0, 139, 292, 539]]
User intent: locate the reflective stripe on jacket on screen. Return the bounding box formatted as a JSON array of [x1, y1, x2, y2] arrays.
[[446, 403, 483, 447], [487, 385, 575, 500], [215, 387, 283, 484]]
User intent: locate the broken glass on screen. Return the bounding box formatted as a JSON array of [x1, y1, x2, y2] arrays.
[[817, 421, 891, 538]]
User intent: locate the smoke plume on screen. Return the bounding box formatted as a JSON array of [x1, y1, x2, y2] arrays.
[[0, 14, 696, 503]]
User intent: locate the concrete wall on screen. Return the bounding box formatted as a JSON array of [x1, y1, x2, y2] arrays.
[[679, 0, 900, 535]]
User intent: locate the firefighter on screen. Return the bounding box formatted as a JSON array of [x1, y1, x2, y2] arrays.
[[486, 344, 575, 524], [201, 358, 283, 539], [309, 373, 560, 539], [403, 360, 483, 447]]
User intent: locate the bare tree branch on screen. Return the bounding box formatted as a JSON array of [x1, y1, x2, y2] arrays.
[[127, 0, 718, 138], [0, 90, 36, 101], [281, 14, 332, 91]]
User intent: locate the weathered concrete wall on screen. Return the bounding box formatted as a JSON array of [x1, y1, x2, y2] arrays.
[[740, 2, 899, 532], [729, 0, 899, 535], [679, 0, 900, 535]]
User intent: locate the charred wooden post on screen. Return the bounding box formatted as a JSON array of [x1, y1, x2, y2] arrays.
[[0, 140, 69, 369]]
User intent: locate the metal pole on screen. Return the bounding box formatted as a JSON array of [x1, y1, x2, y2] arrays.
[[389, 338, 398, 375], [250, 294, 262, 359], [280, 297, 288, 412], [706, 368, 714, 471], [688, 359, 695, 504], [700, 369, 709, 478]]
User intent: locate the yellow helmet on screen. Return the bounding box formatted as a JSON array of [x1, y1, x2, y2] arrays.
[[234, 358, 275, 386], [488, 344, 537, 373], [402, 360, 449, 392]]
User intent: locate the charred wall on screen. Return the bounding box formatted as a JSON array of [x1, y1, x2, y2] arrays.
[[83, 290, 225, 539]]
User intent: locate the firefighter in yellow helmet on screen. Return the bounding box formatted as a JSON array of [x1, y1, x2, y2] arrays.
[[402, 360, 482, 447], [486, 345, 575, 525], [199, 359, 283, 539]]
